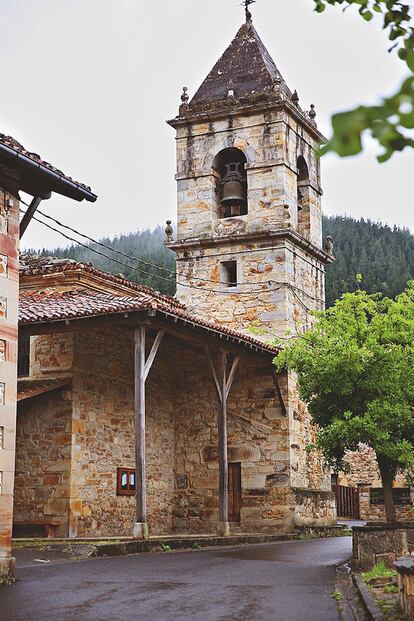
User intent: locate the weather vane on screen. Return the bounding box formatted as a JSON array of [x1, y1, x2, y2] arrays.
[[242, 0, 255, 22]]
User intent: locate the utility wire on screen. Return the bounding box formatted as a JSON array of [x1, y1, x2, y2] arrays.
[[22, 209, 287, 296], [21, 200, 326, 304], [20, 206, 323, 309]]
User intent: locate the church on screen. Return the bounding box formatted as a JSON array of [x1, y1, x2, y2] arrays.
[[13, 15, 336, 539]]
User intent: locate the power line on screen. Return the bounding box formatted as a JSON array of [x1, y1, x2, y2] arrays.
[[22, 209, 287, 296], [20, 206, 325, 308], [21, 201, 326, 304]]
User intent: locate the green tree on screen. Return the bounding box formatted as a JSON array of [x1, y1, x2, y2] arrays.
[[274, 283, 414, 520], [314, 1, 414, 161]]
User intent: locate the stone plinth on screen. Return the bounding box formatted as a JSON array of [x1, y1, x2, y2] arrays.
[[353, 523, 414, 570], [395, 557, 414, 619]]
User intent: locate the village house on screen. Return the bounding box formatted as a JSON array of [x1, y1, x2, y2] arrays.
[[0, 133, 96, 583], [12, 18, 338, 541]]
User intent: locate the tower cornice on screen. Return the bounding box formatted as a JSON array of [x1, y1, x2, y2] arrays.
[[166, 228, 334, 266], [167, 98, 326, 144]]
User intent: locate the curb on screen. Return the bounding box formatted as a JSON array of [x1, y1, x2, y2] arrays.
[[352, 574, 386, 621], [93, 533, 297, 557]]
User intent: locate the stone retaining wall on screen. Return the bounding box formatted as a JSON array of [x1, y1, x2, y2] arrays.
[[358, 484, 414, 522], [353, 524, 414, 570]]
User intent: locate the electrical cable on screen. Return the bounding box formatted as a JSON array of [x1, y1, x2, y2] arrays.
[[20, 207, 323, 309], [22, 209, 288, 297], [20, 200, 326, 304]]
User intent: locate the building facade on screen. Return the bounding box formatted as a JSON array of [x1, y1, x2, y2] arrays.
[[14, 257, 335, 539], [0, 188, 19, 583], [0, 133, 95, 583], [11, 18, 337, 543]]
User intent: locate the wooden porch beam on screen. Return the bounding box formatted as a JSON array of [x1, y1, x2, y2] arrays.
[[225, 356, 240, 401], [204, 347, 240, 536], [143, 329, 164, 381], [204, 344, 222, 402], [217, 350, 229, 533], [133, 326, 164, 539]]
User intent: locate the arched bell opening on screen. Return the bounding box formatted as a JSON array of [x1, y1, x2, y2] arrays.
[[297, 156, 310, 230], [212, 148, 248, 219]]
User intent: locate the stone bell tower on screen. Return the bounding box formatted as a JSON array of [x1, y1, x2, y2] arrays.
[[167, 15, 333, 337]]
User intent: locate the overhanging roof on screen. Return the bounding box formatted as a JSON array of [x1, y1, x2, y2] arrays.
[[0, 133, 97, 203]]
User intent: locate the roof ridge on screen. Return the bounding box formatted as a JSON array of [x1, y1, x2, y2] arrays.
[[20, 254, 185, 310]]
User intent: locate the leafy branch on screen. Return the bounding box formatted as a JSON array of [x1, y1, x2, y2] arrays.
[[313, 1, 414, 161]]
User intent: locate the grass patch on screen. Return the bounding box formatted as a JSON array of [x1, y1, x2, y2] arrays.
[[363, 561, 397, 583], [331, 590, 343, 601], [383, 584, 399, 594]]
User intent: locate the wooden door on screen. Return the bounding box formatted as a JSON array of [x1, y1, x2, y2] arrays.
[[333, 485, 360, 519], [228, 462, 242, 523]]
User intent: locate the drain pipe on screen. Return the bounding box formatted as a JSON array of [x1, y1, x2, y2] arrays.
[[20, 192, 51, 238]]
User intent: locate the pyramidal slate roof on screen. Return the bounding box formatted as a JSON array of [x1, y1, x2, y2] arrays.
[[190, 21, 292, 109]]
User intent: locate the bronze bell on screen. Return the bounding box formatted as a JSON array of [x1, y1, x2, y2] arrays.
[[221, 162, 245, 206]]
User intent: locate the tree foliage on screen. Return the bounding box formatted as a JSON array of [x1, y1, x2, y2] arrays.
[[274, 283, 414, 520], [313, 0, 414, 161]]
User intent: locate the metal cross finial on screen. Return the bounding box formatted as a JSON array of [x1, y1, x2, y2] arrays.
[[242, 0, 255, 22]]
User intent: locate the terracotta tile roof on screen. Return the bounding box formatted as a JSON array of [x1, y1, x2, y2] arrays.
[[17, 378, 71, 402], [19, 257, 278, 355], [0, 134, 96, 201], [19, 287, 278, 354], [20, 255, 185, 310]]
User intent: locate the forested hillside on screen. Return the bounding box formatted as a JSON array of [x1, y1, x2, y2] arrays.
[[323, 216, 414, 307], [27, 216, 414, 306]]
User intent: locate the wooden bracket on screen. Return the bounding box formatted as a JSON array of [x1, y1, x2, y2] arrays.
[[204, 346, 240, 403], [272, 367, 287, 417]]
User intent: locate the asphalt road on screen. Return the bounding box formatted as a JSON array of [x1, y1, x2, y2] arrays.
[[0, 537, 352, 621]]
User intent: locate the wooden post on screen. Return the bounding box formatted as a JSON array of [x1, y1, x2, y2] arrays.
[[205, 347, 239, 536], [133, 325, 164, 539], [218, 350, 229, 530]]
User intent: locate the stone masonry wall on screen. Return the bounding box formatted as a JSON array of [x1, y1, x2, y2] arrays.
[[30, 333, 74, 378], [174, 109, 322, 247], [14, 388, 72, 536], [172, 349, 294, 533], [174, 238, 325, 340], [0, 189, 19, 582], [69, 326, 176, 537]]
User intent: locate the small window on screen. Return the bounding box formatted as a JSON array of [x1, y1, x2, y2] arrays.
[[117, 467, 136, 496], [18, 335, 30, 377], [0, 339, 5, 362], [297, 156, 309, 221], [221, 261, 237, 288]]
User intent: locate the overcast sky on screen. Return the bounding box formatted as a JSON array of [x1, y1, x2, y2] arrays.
[[1, 0, 412, 249]]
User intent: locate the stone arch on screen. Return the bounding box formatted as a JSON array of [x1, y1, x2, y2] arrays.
[[212, 147, 248, 218]]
